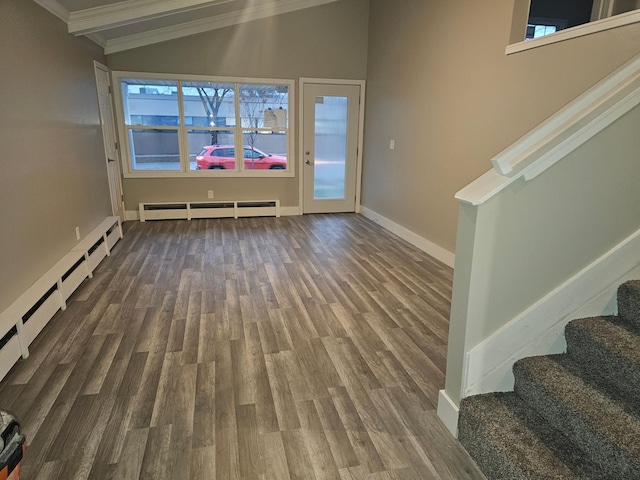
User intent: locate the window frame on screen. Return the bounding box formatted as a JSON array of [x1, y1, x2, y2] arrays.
[[112, 71, 295, 178]]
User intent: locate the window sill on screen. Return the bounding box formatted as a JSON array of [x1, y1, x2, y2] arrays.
[[506, 8, 640, 55]]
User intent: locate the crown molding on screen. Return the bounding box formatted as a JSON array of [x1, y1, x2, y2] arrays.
[[104, 0, 341, 54], [68, 0, 235, 35], [85, 32, 108, 49], [32, 0, 70, 23]]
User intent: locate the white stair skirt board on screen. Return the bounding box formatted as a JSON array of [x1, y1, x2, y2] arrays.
[[359, 206, 455, 268], [0, 216, 122, 382], [462, 227, 640, 398], [138, 200, 281, 222]]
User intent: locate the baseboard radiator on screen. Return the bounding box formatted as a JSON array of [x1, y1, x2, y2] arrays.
[[0, 216, 122, 382], [138, 200, 280, 222]]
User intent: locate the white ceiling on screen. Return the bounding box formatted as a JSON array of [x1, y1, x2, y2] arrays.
[[33, 0, 342, 54]]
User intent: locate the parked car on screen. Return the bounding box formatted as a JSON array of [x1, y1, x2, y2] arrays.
[[195, 145, 287, 170]]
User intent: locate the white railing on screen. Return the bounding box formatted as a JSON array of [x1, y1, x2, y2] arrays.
[[456, 53, 640, 206]]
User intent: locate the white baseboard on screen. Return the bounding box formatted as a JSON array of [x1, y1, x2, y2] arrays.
[[125, 210, 139, 221], [359, 206, 455, 268], [463, 227, 640, 397], [280, 206, 301, 216], [437, 389, 460, 437]]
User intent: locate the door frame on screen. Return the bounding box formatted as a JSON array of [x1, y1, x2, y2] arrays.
[[94, 61, 125, 220], [298, 78, 366, 215]]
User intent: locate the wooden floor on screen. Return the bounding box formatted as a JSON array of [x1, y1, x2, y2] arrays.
[[0, 214, 485, 480]]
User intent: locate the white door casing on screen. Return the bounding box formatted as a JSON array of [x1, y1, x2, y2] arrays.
[[301, 80, 364, 214]]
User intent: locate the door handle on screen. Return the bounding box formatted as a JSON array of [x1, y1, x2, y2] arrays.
[[305, 159, 314, 166], [108, 158, 116, 163]]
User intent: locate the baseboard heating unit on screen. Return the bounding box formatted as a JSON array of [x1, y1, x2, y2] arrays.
[[139, 200, 280, 221], [0, 216, 122, 382]]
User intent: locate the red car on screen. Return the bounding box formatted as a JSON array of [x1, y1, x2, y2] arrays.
[[195, 145, 287, 170]]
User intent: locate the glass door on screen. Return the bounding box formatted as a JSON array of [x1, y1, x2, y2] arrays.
[[303, 83, 360, 213]]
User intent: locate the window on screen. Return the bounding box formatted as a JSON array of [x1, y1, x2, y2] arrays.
[[120, 79, 180, 171], [114, 73, 293, 177], [526, 0, 592, 40], [508, 0, 640, 53], [239, 84, 289, 171]]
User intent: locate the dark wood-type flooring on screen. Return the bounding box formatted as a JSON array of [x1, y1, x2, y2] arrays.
[[0, 214, 485, 479]]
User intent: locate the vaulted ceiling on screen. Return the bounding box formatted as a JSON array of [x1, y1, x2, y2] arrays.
[[33, 0, 341, 54]]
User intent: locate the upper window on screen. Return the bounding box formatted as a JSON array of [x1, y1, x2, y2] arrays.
[[114, 73, 293, 177], [509, 0, 640, 53], [525, 0, 592, 40]]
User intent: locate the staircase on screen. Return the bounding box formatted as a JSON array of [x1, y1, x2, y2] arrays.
[[458, 280, 640, 479]]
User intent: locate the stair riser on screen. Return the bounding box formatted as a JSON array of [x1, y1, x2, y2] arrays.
[[565, 323, 640, 403], [618, 280, 640, 323], [458, 394, 571, 480], [458, 413, 530, 480], [459, 393, 608, 479]]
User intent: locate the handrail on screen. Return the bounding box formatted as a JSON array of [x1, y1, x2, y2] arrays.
[[456, 52, 640, 206]]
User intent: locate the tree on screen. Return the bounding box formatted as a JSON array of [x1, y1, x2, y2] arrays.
[[196, 85, 232, 144]]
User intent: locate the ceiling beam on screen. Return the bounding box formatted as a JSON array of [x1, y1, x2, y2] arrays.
[[103, 0, 341, 54], [68, 0, 236, 36]]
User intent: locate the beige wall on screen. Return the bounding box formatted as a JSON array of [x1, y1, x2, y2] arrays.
[[363, 0, 640, 253], [106, 0, 369, 211], [0, 1, 112, 312]]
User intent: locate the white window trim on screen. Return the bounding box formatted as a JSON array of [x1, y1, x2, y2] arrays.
[[507, 7, 640, 54], [112, 70, 295, 178]]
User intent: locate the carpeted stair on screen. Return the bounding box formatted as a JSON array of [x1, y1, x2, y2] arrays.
[[458, 280, 640, 479]]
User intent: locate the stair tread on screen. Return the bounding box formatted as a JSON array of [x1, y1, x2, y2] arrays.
[[458, 392, 606, 480], [513, 355, 640, 476]]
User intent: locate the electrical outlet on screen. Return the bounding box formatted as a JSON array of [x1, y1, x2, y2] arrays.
[[208, 190, 214, 199], [75, 226, 81, 240], [390, 139, 395, 150]]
